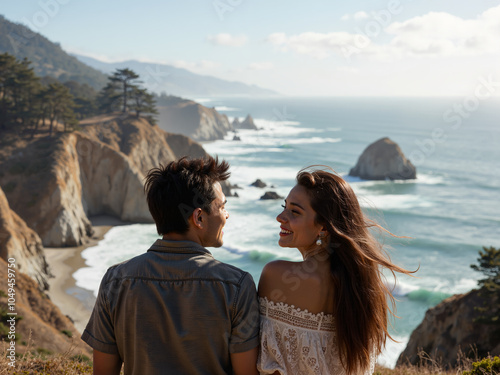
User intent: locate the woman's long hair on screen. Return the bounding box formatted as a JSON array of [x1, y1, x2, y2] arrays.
[[297, 167, 414, 374]]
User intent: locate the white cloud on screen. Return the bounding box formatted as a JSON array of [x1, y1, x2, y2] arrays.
[[341, 14, 350, 21], [267, 31, 370, 59], [266, 5, 500, 61], [386, 7, 500, 57], [206, 33, 247, 47], [247, 62, 274, 70], [353, 11, 369, 20]]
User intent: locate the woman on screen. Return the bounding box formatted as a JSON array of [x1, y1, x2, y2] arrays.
[[257, 167, 414, 375]]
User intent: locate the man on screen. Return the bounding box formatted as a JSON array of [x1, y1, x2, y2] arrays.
[[82, 156, 259, 375]]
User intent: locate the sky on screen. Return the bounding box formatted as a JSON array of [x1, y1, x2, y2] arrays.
[[2, 0, 500, 96]]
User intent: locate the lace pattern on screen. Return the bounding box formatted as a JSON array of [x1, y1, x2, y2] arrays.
[[259, 297, 336, 332], [257, 297, 376, 375]]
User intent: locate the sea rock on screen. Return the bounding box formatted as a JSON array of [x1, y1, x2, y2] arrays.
[[251, 179, 267, 188], [0, 187, 50, 290], [0, 257, 91, 356], [0, 114, 229, 247], [260, 191, 283, 200], [233, 115, 258, 130], [349, 137, 416, 180], [396, 288, 500, 368], [157, 98, 233, 141]]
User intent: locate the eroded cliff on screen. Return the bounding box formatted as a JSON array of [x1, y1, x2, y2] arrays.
[[0, 114, 223, 247]]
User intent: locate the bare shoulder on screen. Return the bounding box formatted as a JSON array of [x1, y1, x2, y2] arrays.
[[258, 260, 297, 301], [258, 259, 335, 314]]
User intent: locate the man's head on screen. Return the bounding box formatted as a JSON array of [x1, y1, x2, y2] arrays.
[[144, 156, 230, 246]]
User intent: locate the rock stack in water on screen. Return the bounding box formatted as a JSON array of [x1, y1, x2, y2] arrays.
[[349, 137, 416, 180], [233, 115, 258, 130]]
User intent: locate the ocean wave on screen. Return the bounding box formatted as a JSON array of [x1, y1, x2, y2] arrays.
[[406, 289, 451, 304], [282, 137, 341, 145], [357, 194, 434, 210], [215, 106, 239, 111]]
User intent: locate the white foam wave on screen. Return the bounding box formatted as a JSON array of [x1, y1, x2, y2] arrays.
[[73, 224, 158, 296], [387, 279, 420, 297], [284, 137, 341, 145], [357, 194, 434, 210], [378, 335, 409, 369], [215, 106, 239, 111]]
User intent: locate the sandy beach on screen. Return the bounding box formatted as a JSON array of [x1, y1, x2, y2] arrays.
[[44, 215, 127, 334]]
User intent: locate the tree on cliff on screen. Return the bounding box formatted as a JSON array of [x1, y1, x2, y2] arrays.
[[41, 82, 78, 136], [110, 68, 141, 113], [98, 68, 158, 124], [471, 246, 500, 328], [131, 87, 158, 124], [0, 53, 41, 131]]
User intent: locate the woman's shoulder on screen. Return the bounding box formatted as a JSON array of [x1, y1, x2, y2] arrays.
[[259, 260, 329, 308]]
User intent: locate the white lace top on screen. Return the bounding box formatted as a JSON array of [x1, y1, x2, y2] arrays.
[[257, 297, 375, 375]]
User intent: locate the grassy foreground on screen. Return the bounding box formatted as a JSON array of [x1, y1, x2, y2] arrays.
[[1, 343, 498, 375]]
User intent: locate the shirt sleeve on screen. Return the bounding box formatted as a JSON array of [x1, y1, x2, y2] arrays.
[[81, 271, 120, 355], [229, 273, 260, 353]]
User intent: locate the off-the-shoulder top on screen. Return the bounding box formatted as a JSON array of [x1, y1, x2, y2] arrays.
[[257, 297, 375, 375]]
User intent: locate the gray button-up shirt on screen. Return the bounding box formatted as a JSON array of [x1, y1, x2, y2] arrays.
[[82, 239, 260, 374]]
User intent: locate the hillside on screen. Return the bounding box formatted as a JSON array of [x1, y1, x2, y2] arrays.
[[0, 114, 220, 247], [73, 54, 280, 97], [0, 15, 107, 89]]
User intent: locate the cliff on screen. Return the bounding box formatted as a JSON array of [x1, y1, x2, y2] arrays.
[[157, 98, 233, 141], [0, 186, 50, 290], [397, 288, 500, 368], [0, 114, 221, 247], [0, 257, 91, 357], [349, 137, 416, 180]]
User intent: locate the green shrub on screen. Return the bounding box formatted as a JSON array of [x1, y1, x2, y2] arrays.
[[61, 329, 73, 338], [463, 356, 500, 375]]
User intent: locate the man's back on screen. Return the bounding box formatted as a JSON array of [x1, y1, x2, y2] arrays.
[[82, 239, 259, 374]]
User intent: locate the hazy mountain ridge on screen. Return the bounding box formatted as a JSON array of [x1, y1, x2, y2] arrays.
[[73, 54, 280, 97], [0, 15, 108, 89]]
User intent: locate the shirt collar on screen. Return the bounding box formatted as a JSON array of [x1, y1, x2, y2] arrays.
[[148, 239, 213, 256]]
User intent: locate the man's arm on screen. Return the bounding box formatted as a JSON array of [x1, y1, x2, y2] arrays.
[[230, 347, 259, 375], [93, 349, 122, 375]]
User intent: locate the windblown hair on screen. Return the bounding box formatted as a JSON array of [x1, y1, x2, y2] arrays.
[[144, 156, 230, 235], [296, 167, 413, 374]]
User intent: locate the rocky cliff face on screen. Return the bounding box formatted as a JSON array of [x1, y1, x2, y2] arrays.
[[349, 137, 416, 180], [0, 258, 91, 356], [397, 288, 500, 368], [0, 114, 225, 247], [0, 187, 50, 290], [157, 99, 233, 141]]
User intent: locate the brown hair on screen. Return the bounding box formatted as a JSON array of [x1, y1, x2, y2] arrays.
[[144, 156, 229, 235], [296, 167, 413, 374]]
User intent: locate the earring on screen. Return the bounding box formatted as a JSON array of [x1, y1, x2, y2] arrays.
[[316, 231, 325, 246]]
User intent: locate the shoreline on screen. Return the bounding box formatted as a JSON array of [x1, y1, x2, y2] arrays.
[[44, 215, 127, 334]]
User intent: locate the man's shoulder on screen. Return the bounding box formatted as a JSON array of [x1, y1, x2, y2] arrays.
[[203, 254, 255, 287]]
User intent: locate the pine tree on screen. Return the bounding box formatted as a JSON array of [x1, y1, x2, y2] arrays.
[[131, 87, 158, 124], [471, 246, 500, 326], [109, 68, 140, 113]]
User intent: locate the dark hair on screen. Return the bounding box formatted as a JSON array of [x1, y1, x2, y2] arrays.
[[296, 167, 413, 374], [144, 156, 230, 235]]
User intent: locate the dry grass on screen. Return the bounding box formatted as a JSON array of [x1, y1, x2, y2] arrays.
[[0, 335, 92, 375], [0, 341, 493, 375]]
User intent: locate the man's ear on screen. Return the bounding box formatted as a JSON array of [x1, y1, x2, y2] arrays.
[[191, 208, 204, 229]]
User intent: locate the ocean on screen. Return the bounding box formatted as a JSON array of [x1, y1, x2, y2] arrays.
[[73, 96, 500, 367]]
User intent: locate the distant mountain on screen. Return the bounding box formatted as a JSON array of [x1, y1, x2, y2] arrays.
[[73, 54, 280, 97], [0, 15, 107, 90]]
